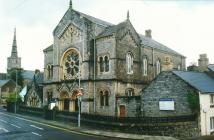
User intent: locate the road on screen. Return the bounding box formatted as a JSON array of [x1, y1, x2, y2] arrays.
[[0, 110, 122, 140]]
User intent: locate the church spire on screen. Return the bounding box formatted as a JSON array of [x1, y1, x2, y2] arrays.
[[127, 10, 130, 20], [69, 0, 72, 9], [11, 28, 18, 57]]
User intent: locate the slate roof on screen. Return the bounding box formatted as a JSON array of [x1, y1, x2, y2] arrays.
[[173, 71, 214, 93], [43, 44, 53, 52], [208, 64, 214, 72], [97, 21, 127, 38], [0, 80, 10, 87], [97, 21, 183, 57], [22, 70, 35, 80], [75, 10, 113, 27], [140, 35, 183, 56]]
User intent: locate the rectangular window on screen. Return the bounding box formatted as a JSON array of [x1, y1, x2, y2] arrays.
[[210, 95, 214, 105], [210, 117, 214, 130]]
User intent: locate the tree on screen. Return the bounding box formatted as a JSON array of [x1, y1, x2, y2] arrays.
[[8, 68, 24, 88]]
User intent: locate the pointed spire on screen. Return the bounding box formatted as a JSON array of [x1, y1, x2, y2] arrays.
[[11, 28, 18, 57], [127, 10, 130, 20], [69, 0, 72, 9]]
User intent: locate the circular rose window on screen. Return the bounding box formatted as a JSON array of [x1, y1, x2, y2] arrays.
[[63, 49, 80, 80]]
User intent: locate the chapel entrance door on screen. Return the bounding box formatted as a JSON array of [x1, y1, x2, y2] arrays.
[[119, 105, 126, 117]]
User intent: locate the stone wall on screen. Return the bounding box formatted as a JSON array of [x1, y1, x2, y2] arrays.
[[116, 96, 141, 117], [141, 71, 195, 117]]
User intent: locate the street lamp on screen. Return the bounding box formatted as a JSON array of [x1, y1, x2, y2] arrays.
[[15, 69, 18, 114]]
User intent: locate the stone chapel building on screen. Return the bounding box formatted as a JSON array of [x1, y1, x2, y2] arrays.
[[43, 1, 186, 116]]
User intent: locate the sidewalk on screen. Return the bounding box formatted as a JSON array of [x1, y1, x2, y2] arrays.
[[3, 110, 178, 140]]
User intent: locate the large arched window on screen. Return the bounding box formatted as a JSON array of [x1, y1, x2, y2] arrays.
[[156, 59, 161, 75], [100, 90, 109, 107], [61, 49, 81, 80], [126, 52, 133, 74], [143, 58, 148, 76]]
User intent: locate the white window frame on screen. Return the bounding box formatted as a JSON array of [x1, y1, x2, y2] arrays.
[[210, 117, 214, 131], [126, 52, 133, 74], [210, 95, 214, 105]]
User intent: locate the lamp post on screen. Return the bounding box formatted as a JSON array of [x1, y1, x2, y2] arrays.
[[15, 69, 18, 114]]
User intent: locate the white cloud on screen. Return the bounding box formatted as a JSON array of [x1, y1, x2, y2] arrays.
[[1, 0, 214, 73]]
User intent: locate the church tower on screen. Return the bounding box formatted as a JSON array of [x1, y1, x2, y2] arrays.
[[7, 28, 21, 71]]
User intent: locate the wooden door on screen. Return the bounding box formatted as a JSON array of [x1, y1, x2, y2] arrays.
[[119, 105, 126, 117]]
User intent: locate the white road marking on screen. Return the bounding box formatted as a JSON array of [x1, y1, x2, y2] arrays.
[[30, 125, 44, 130], [0, 127, 9, 132], [10, 123, 21, 128], [0, 119, 8, 123], [32, 132, 42, 137]]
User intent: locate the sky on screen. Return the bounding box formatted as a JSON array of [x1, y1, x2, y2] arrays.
[[1, 0, 214, 73]]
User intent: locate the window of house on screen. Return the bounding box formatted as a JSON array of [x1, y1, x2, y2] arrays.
[[210, 117, 214, 130], [143, 58, 148, 76], [156, 60, 161, 75], [51, 65, 54, 78], [47, 91, 53, 104], [99, 57, 104, 72], [210, 95, 214, 105], [99, 56, 109, 73], [104, 56, 109, 72], [47, 65, 51, 79], [100, 90, 109, 107], [126, 52, 133, 74], [125, 88, 134, 96], [177, 65, 181, 70]]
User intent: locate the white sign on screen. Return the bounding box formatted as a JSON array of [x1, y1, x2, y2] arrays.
[[159, 98, 175, 111]]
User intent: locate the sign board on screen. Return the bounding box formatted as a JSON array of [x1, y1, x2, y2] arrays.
[[159, 98, 175, 111]]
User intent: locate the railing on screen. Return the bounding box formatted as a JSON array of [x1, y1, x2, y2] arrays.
[[18, 105, 197, 124]]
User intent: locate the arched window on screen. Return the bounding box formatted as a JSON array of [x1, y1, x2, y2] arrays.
[[156, 60, 161, 75], [99, 57, 104, 72], [143, 58, 148, 76], [125, 88, 134, 96], [51, 65, 54, 78], [100, 90, 109, 107], [104, 56, 109, 72], [61, 49, 81, 80], [126, 52, 133, 74], [99, 55, 109, 73], [46, 65, 51, 79]]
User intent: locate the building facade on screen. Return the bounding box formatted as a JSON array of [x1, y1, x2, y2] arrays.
[[43, 1, 185, 116]]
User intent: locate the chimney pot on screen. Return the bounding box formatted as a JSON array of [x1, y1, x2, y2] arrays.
[[145, 29, 152, 38]]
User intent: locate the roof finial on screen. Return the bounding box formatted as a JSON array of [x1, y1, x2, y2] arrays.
[[69, 0, 72, 8], [127, 10, 130, 20]]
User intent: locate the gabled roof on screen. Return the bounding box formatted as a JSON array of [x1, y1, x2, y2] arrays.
[[173, 71, 214, 93], [75, 10, 113, 27], [43, 44, 53, 52], [208, 64, 214, 72], [0, 80, 10, 87], [140, 35, 184, 57]]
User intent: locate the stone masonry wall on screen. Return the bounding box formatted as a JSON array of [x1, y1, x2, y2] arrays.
[[141, 71, 195, 117]]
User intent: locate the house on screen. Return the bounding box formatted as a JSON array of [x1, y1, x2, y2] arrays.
[[141, 71, 214, 136], [42, 0, 185, 116], [0, 80, 17, 104]]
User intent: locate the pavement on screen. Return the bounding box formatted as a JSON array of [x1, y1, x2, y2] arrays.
[[1, 109, 178, 140]]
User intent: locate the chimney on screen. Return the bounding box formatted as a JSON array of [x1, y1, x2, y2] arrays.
[[145, 29, 152, 38], [198, 54, 209, 72]]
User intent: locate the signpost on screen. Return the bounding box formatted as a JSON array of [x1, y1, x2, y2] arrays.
[[77, 88, 83, 127]]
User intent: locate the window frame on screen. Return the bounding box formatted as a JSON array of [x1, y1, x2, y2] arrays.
[[143, 58, 148, 76], [210, 117, 214, 131], [126, 52, 133, 74]]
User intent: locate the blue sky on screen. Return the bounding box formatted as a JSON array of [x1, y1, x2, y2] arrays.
[[1, 0, 214, 72]]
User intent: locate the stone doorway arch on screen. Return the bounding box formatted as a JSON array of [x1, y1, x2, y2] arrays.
[[58, 91, 78, 112]]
